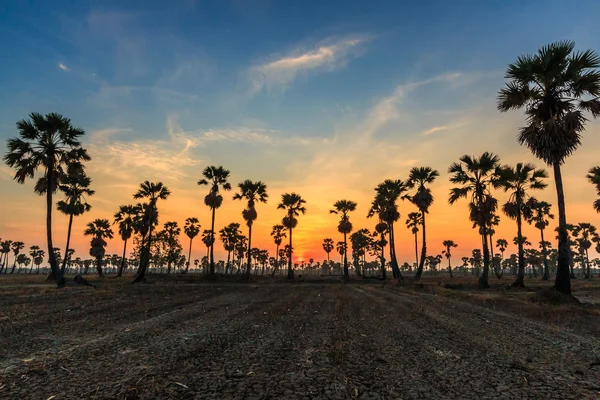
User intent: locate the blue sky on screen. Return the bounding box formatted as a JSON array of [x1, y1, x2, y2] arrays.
[[1, 0, 600, 261]]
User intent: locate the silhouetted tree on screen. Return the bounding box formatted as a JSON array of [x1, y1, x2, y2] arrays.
[[84, 219, 113, 277], [184, 217, 201, 273], [277, 193, 307, 280], [442, 240, 458, 278], [330, 200, 357, 280], [114, 204, 139, 277]]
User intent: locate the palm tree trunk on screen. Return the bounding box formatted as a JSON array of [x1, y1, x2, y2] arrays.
[[343, 232, 349, 281], [117, 238, 128, 277], [133, 207, 155, 284], [381, 234, 387, 280], [540, 228, 550, 280], [225, 251, 231, 274], [414, 212, 427, 280], [45, 167, 65, 288], [585, 248, 591, 279], [448, 254, 453, 278], [185, 237, 193, 274], [96, 256, 103, 277], [271, 244, 280, 277], [479, 232, 491, 289], [414, 233, 419, 270], [246, 224, 253, 279], [210, 208, 216, 278], [513, 204, 526, 288], [389, 222, 402, 280], [287, 228, 294, 280], [60, 213, 74, 275], [553, 163, 571, 294]]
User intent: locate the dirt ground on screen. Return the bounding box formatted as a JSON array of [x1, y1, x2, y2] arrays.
[[0, 275, 599, 399]]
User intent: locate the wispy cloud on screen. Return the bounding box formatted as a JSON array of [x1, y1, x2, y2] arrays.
[[247, 35, 371, 96], [89, 127, 132, 141], [58, 63, 70, 71]]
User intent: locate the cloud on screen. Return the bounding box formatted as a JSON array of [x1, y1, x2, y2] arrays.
[[421, 122, 466, 136], [89, 128, 132, 141], [247, 36, 370, 95], [58, 63, 70, 71]]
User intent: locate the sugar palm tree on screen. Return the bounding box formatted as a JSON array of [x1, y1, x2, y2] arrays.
[[496, 239, 508, 261], [198, 166, 231, 277], [201, 229, 214, 272], [4, 113, 90, 287], [586, 166, 600, 212], [0, 240, 12, 273], [496, 163, 547, 287], [184, 217, 201, 273], [322, 238, 334, 274], [442, 240, 458, 278], [498, 41, 600, 294], [132, 181, 170, 282], [271, 225, 287, 276], [9, 241, 25, 274], [524, 198, 554, 280], [336, 241, 346, 273], [113, 204, 139, 277], [277, 193, 307, 280], [449, 152, 501, 289], [406, 167, 439, 280], [220, 223, 240, 274], [162, 221, 181, 274], [233, 180, 268, 279], [84, 218, 114, 277], [330, 199, 357, 280], [573, 223, 597, 279], [406, 212, 422, 270], [368, 179, 407, 279]]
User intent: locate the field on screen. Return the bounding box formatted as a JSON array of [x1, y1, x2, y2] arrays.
[[0, 275, 599, 399]]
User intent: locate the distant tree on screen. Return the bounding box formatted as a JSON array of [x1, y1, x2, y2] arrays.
[[336, 241, 346, 273], [330, 200, 357, 280], [84, 219, 114, 276], [406, 212, 422, 270], [162, 221, 181, 274], [277, 193, 307, 280], [525, 198, 554, 280], [586, 166, 600, 213], [0, 240, 12, 273], [461, 256, 469, 275], [573, 223, 597, 279], [9, 241, 25, 274], [271, 225, 287, 276], [220, 223, 241, 274], [322, 238, 334, 274], [441, 240, 458, 278], [184, 217, 201, 273], [114, 204, 139, 277]]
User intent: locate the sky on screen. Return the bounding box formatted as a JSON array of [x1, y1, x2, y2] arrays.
[[1, 0, 600, 266]]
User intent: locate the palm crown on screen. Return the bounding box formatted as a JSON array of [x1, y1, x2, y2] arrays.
[[406, 167, 439, 213], [271, 225, 287, 246], [57, 165, 94, 217], [184, 217, 201, 240], [496, 163, 548, 220], [114, 204, 139, 241], [233, 180, 268, 226], [277, 193, 307, 228]]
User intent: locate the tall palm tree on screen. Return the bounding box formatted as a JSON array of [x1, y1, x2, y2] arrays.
[[442, 240, 458, 278], [586, 166, 600, 212], [277, 193, 307, 280], [220, 223, 240, 274], [368, 180, 407, 279], [271, 225, 287, 276], [406, 167, 439, 280], [4, 113, 90, 287], [498, 41, 600, 295], [406, 212, 422, 270], [322, 238, 334, 274], [198, 166, 232, 277], [233, 180, 268, 279], [9, 241, 25, 274], [56, 165, 94, 276], [496, 163, 547, 287], [113, 204, 139, 277], [132, 181, 170, 282], [449, 152, 501, 289], [330, 199, 357, 280], [84, 219, 114, 277], [525, 198, 554, 280], [184, 217, 201, 273]]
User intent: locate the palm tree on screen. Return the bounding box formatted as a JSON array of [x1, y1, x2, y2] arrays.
[[271, 225, 287, 276], [496, 163, 547, 287], [277, 193, 307, 280], [442, 240, 458, 278], [113, 204, 139, 277], [162, 221, 181, 274], [84, 219, 114, 277], [198, 166, 232, 278], [449, 152, 501, 289], [9, 241, 25, 274], [132, 181, 170, 282], [524, 198, 554, 280], [233, 180, 268, 279], [0, 240, 12, 273], [322, 238, 334, 274], [498, 41, 600, 295], [330, 199, 357, 280], [368, 180, 407, 279], [336, 241, 346, 273], [184, 217, 201, 273], [201, 229, 214, 272], [406, 167, 439, 280], [573, 223, 597, 279], [220, 223, 240, 274], [4, 113, 90, 287], [406, 212, 422, 270], [496, 239, 508, 262], [586, 166, 600, 212]]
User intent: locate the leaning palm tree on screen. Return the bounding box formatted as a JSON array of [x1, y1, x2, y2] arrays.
[[442, 240, 458, 278], [271, 225, 287, 276], [132, 181, 170, 283], [406, 212, 422, 271], [56, 165, 94, 276], [498, 41, 600, 295], [448, 152, 501, 289], [84, 218, 114, 277], [233, 180, 268, 279], [586, 166, 600, 212], [113, 204, 140, 277], [4, 113, 90, 287], [184, 217, 201, 273], [496, 163, 547, 287], [330, 200, 357, 280], [277, 193, 307, 280], [322, 238, 334, 274], [525, 198, 554, 280], [198, 166, 232, 278], [406, 167, 439, 280]]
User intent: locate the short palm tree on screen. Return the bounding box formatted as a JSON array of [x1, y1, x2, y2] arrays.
[[233, 180, 268, 279], [271, 225, 287, 276], [330, 199, 357, 280], [336, 241, 346, 272], [201, 229, 215, 272], [184, 217, 201, 273], [132, 181, 170, 282], [0, 240, 12, 273], [496, 238, 508, 261], [4, 113, 91, 287], [525, 198, 554, 280], [449, 152, 501, 289], [198, 166, 232, 277], [322, 238, 334, 274], [441, 240, 458, 278], [586, 166, 600, 212], [10, 241, 25, 274], [573, 223, 597, 279], [278, 193, 306, 280], [113, 204, 140, 277], [496, 163, 547, 287], [498, 41, 600, 295], [220, 223, 240, 274], [84, 218, 114, 277], [406, 167, 439, 280], [162, 221, 181, 274], [406, 212, 422, 270]]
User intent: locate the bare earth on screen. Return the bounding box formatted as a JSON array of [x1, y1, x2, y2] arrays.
[[0, 277, 599, 399]]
